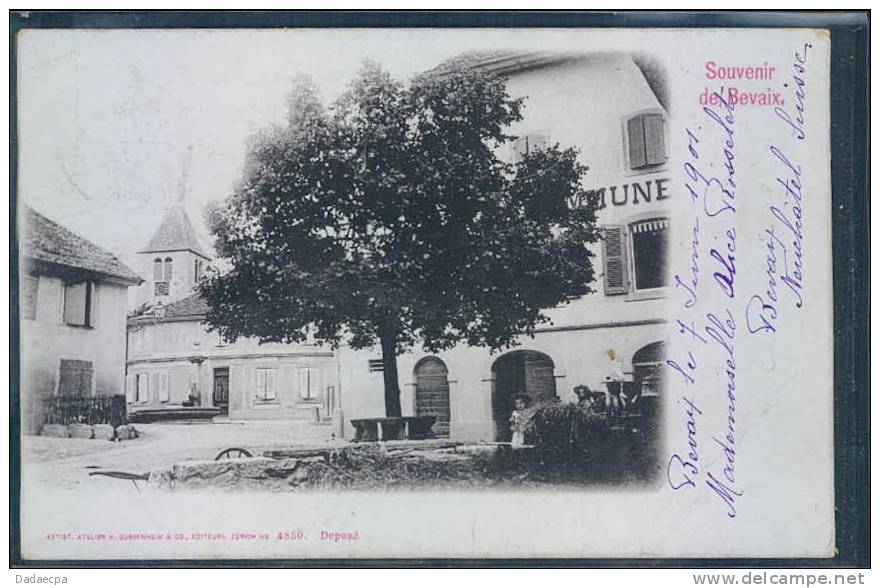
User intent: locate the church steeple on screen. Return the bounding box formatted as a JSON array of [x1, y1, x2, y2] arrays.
[[132, 153, 212, 309], [139, 205, 210, 259]]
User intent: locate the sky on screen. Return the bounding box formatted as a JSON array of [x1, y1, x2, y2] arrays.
[[16, 27, 656, 273], [16, 28, 526, 270]]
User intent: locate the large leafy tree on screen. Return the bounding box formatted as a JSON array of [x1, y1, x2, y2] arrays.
[[201, 61, 599, 417]]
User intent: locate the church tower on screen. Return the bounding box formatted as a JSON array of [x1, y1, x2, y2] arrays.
[[133, 147, 212, 308]]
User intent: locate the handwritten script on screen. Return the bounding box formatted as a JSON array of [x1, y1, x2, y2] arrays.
[[667, 44, 812, 519]]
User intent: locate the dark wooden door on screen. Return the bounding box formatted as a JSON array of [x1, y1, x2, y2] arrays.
[[213, 368, 229, 413], [415, 357, 450, 436]]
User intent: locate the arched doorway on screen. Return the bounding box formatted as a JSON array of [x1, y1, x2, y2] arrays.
[[491, 350, 557, 441], [414, 357, 451, 437]]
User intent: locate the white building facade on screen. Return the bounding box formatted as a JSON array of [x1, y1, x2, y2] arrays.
[[126, 207, 338, 423]]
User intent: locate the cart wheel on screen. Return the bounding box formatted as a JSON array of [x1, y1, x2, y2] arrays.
[[214, 447, 253, 460]]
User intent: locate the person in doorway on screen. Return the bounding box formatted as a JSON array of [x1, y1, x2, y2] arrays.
[[510, 393, 531, 448]]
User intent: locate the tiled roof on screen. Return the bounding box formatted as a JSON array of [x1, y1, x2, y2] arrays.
[[424, 50, 576, 78], [140, 204, 210, 258], [21, 206, 142, 285], [162, 292, 209, 318], [128, 292, 208, 324]]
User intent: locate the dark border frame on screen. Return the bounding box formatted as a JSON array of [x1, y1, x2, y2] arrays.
[[9, 9, 870, 569]]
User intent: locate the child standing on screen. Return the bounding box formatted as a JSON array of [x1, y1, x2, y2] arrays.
[[509, 393, 531, 448]]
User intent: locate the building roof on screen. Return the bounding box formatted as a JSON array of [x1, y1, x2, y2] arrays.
[[426, 50, 667, 110], [424, 50, 581, 79], [140, 204, 211, 258], [21, 206, 143, 285], [129, 291, 209, 324], [163, 292, 210, 318]]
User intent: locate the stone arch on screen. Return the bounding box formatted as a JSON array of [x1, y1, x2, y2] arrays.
[[490, 350, 557, 441], [631, 340, 666, 417]]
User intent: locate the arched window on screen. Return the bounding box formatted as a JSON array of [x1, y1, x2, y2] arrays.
[[164, 257, 173, 281], [633, 341, 666, 397], [153, 258, 163, 281]]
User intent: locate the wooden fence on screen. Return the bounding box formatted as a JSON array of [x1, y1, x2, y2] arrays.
[[43, 395, 127, 427]]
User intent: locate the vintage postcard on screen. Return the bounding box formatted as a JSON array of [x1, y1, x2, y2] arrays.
[[14, 25, 835, 560]]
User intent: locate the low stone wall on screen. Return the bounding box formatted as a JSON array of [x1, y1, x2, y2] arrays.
[[40, 423, 140, 441], [148, 457, 311, 491]]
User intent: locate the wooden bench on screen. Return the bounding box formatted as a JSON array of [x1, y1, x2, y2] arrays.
[[350, 416, 437, 442]]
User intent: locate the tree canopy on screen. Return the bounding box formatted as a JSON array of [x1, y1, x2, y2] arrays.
[[200, 60, 600, 416]]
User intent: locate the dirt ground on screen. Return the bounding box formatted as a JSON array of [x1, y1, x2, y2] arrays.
[[20, 420, 337, 491]]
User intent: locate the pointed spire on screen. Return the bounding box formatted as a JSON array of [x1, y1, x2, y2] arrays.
[[139, 204, 210, 259]]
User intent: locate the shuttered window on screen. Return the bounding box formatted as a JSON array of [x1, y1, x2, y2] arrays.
[[627, 113, 666, 170], [299, 368, 320, 400], [63, 281, 94, 327], [511, 133, 549, 164], [136, 374, 150, 403], [22, 276, 39, 320], [58, 359, 93, 397], [153, 259, 163, 281], [255, 368, 277, 401], [602, 225, 629, 295], [158, 372, 170, 402], [125, 375, 134, 402]]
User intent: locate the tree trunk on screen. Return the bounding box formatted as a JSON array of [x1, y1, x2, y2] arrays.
[[380, 332, 402, 417]]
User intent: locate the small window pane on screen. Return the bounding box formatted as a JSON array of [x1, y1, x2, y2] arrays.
[[63, 282, 88, 326]]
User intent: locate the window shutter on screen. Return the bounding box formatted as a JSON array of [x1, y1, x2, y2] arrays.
[[23, 276, 38, 320], [256, 368, 266, 399], [80, 365, 93, 396], [266, 369, 277, 400], [153, 259, 163, 281], [299, 369, 312, 400], [159, 372, 169, 402], [86, 283, 96, 327], [137, 374, 148, 402], [152, 373, 159, 401], [627, 115, 647, 169], [125, 375, 134, 402], [643, 113, 666, 165], [602, 226, 630, 295], [309, 368, 320, 400]]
